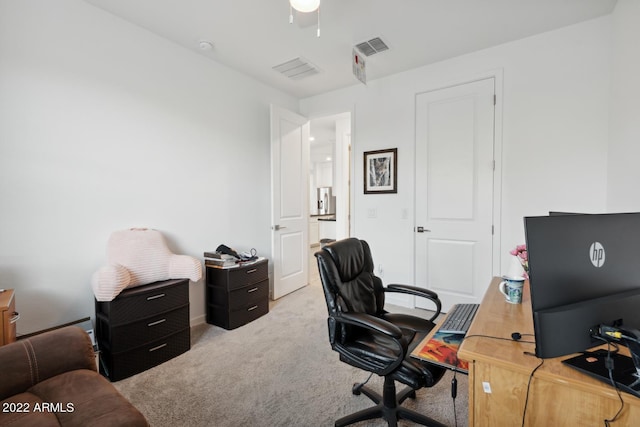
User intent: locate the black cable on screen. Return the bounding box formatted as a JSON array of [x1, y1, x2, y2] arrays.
[[452, 369, 458, 427], [360, 372, 374, 387], [463, 333, 536, 344], [353, 372, 374, 393], [601, 340, 624, 426], [521, 356, 544, 427]]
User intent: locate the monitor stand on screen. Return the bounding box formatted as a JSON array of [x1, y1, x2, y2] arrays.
[[563, 349, 640, 398]]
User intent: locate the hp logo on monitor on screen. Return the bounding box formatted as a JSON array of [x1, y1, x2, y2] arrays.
[[589, 242, 605, 267]]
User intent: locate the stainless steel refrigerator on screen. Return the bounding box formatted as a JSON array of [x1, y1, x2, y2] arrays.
[[317, 187, 335, 215]]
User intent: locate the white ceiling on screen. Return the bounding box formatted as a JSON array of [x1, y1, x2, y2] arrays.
[[84, 0, 617, 99]]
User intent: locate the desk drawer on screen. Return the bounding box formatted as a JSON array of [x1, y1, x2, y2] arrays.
[[1, 291, 17, 346]]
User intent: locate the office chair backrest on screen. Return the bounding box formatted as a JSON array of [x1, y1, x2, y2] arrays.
[[316, 238, 387, 344]]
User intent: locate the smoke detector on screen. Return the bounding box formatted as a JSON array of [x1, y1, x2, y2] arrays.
[[198, 40, 214, 51]]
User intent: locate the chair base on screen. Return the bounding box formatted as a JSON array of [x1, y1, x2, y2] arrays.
[[335, 376, 447, 427]]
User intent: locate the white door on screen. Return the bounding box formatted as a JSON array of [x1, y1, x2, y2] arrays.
[[415, 78, 496, 311], [270, 105, 310, 299]]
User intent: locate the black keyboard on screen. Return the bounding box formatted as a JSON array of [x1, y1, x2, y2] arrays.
[[438, 303, 479, 334]]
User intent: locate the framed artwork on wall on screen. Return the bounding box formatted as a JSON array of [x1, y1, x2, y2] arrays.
[[364, 148, 397, 194]]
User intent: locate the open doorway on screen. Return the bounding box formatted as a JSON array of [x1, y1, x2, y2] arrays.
[[308, 112, 351, 248]]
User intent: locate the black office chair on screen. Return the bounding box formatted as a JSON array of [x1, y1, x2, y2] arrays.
[[315, 237, 447, 427]]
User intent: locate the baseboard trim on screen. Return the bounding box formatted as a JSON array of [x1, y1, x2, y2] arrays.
[[190, 314, 206, 327]]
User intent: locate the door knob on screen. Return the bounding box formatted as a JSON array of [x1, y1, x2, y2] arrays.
[[415, 226, 431, 233], [272, 225, 287, 231]]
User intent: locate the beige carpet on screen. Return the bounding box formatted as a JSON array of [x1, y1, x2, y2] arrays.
[[113, 272, 468, 426]]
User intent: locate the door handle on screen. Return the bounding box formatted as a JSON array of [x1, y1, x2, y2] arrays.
[[272, 225, 287, 231], [415, 226, 431, 233]]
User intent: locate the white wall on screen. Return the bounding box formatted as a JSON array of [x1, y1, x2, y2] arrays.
[[0, 0, 297, 334], [334, 114, 351, 240], [0, 1, 624, 331], [607, 0, 640, 211], [300, 17, 611, 303]]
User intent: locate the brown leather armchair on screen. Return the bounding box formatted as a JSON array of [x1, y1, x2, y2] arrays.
[[315, 237, 446, 427], [0, 326, 147, 427]]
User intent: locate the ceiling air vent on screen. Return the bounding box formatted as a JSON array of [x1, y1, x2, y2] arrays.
[[273, 57, 320, 80], [355, 37, 389, 57]]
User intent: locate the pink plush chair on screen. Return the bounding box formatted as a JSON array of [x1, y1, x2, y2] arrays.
[[92, 228, 202, 301]]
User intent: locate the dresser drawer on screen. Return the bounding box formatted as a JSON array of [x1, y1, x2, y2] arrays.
[[228, 299, 269, 329], [100, 328, 190, 381], [208, 298, 269, 330], [207, 279, 269, 309], [228, 279, 269, 310], [206, 259, 268, 290], [96, 279, 189, 324], [97, 304, 189, 352], [227, 262, 268, 290]]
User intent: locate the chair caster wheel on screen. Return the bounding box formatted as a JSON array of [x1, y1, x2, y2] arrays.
[[408, 390, 416, 399], [352, 383, 363, 395]]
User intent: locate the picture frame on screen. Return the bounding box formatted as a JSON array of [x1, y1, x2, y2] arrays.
[[364, 148, 397, 194]]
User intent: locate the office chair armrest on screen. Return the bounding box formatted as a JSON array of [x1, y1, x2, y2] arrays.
[[385, 284, 442, 321], [335, 312, 404, 340]]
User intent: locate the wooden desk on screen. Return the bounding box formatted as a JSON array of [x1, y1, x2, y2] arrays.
[[457, 277, 640, 426], [0, 289, 17, 346]]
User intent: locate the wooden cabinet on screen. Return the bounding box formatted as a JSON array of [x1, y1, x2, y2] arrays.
[[206, 258, 269, 330], [458, 278, 640, 426], [0, 289, 17, 346], [95, 279, 190, 381], [309, 217, 320, 247]]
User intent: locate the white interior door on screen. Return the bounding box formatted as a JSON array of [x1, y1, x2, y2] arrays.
[[415, 78, 496, 311], [270, 105, 310, 299]]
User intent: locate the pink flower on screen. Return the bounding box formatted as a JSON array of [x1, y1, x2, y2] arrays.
[[510, 244, 529, 273]]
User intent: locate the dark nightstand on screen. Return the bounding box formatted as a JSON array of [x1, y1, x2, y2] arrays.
[[205, 258, 269, 330]]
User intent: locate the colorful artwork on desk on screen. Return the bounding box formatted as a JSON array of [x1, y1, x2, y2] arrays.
[[413, 331, 469, 372]]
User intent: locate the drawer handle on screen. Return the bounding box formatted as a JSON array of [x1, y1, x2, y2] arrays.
[[246, 269, 257, 274], [247, 287, 259, 293], [248, 305, 258, 311], [147, 293, 166, 301], [149, 343, 167, 352], [148, 319, 167, 327], [10, 312, 20, 324]]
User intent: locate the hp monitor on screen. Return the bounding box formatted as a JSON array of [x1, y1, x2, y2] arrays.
[[524, 212, 640, 359]]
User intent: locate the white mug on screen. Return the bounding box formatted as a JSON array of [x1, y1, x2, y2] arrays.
[[499, 277, 525, 304]]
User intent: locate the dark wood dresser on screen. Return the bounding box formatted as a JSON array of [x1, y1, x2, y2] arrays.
[[95, 278, 190, 381], [206, 258, 269, 330]]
